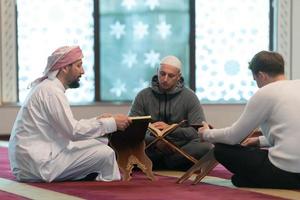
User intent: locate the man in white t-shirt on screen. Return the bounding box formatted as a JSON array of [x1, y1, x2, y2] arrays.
[[199, 51, 300, 189], [9, 46, 131, 182]]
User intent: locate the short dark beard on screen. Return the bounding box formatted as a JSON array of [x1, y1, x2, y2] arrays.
[[68, 80, 80, 88]]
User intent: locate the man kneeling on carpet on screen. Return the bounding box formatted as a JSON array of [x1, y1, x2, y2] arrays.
[[9, 45, 131, 182], [198, 50, 300, 189]]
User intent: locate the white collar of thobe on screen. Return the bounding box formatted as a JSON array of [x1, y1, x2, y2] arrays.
[[52, 78, 66, 93]]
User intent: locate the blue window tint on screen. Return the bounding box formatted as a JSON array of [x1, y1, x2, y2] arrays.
[[99, 0, 190, 101]]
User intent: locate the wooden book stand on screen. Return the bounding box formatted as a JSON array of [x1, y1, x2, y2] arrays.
[[146, 120, 198, 164], [177, 127, 260, 185], [109, 116, 156, 181]]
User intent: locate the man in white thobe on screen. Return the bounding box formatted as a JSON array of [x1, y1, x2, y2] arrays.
[[9, 46, 131, 182]]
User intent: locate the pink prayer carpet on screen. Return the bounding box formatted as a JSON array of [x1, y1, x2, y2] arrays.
[[0, 147, 288, 200]]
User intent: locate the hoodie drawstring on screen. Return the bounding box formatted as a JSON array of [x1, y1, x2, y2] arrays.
[[158, 97, 161, 121], [164, 93, 168, 123]]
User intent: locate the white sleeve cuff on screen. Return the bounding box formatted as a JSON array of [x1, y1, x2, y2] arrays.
[[258, 135, 270, 147], [98, 117, 117, 134]]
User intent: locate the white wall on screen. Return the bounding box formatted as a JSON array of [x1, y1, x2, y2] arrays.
[[0, 104, 245, 134]]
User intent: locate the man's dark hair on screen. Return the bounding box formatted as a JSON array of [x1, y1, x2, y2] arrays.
[[248, 51, 284, 76]]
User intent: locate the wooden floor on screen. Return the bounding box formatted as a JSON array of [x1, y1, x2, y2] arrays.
[[1, 141, 300, 200]]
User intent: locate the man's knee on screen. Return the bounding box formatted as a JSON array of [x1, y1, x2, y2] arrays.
[[185, 142, 212, 159], [214, 143, 225, 155], [213, 143, 230, 161], [93, 145, 116, 162], [213, 143, 243, 163]]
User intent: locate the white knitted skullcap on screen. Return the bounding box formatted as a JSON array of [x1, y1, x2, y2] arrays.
[[160, 55, 182, 71]]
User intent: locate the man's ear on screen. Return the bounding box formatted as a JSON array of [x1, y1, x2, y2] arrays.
[[260, 71, 269, 79], [61, 65, 71, 73], [177, 72, 182, 81], [257, 71, 264, 78]]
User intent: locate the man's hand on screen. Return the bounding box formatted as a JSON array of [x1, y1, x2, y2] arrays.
[[113, 114, 132, 131], [241, 137, 260, 147], [152, 121, 169, 130], [97, 113, 113, 119], [198, 121, 210, 141]]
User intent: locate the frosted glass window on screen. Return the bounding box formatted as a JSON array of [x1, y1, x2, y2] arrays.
[[17, 0, 271, 104], [195, 0, 270, 103], [99, 0, 190, 101], [17, 0, 94, 103]]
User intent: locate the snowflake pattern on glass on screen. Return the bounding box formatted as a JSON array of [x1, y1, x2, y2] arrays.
[[195, 0, 269, 103], [100, 0, 190, 101], [17, 0, 94, 103]]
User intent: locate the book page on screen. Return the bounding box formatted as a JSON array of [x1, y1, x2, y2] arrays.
[[160, 123, 179, 136], [148, 123, 180, 137], [148, 123, 161, 136]]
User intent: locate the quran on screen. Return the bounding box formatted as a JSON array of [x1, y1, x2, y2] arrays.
[[148, 120, 187, 137]]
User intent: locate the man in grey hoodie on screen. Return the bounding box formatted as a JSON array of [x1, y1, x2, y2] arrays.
[[129, 55, 212, 170]]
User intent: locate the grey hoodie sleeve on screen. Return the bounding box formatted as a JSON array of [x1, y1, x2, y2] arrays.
[[128, 91, 146, 117]]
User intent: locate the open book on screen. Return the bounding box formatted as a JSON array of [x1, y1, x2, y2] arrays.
[[109, 116, 152, 148], [148, 120, 186, 137]]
